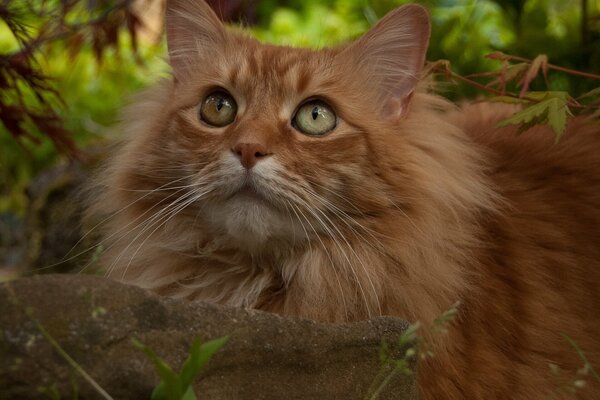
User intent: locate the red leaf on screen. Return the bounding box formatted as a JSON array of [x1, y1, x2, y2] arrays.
[[518, 55, 548, 97]]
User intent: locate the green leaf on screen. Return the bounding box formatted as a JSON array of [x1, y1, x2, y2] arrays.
[[398, 322, 420, 346], [546, 97, 571, 141], [490, 91, 567, 105], [486, 62, 529, 91], [497, 100, 550, 132], [151, 383, 167, 400], [180, 336, 229, 388], [133, 336, 229, 400], [496, 92, 571, 140], [181, 386, 197, 400], [527, 91, 563, 101], [578, 87, 600, 100], [132, 339, 183, 400]]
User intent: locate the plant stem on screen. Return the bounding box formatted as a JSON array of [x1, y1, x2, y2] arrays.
[[561, 333, 600, 384], [433, 65, 591, 110], [492, 53, 600, 80], [368, 364, 404, 400], [32, 318, 116, 400], [7, 286, 115, 400]]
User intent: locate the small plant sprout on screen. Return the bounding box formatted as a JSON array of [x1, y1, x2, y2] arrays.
[[547, 334, 600, 398], [366, 301, 461, 400], [132, 336, 229, 400]]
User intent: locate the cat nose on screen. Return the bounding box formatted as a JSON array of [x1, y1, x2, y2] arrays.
[[231, 142, 271, 169]]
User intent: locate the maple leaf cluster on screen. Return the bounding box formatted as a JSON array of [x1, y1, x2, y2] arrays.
[[0, 0, 148, 157], [428, 53, 600, 141]]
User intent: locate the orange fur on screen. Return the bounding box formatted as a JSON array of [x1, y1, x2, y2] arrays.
[[88, 1, 600, 398]]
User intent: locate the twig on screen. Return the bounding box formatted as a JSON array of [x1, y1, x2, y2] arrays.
[[488, 52, 600, 80], [432, 64, 595, 110], [2, 0, 131, 61]]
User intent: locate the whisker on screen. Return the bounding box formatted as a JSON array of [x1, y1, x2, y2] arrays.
[[285, 199, 313, 255], [32, 177, 197, 273], [292, 195, 375, 317], [305, 175, 424, 237], [104, 188, 202, 278], [75, 186, 193, 275], [119, 188, 213, 280], [281, 199, 297, 249], [286, 200, 349, 320], [301, 184, 387, 249]]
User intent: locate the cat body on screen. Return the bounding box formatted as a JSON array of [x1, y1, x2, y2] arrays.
[[90, 1, 600, 398]]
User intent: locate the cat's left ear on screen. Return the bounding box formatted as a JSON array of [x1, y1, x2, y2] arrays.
[[165, 0, 226, 80], [342, 5, 430, 120]]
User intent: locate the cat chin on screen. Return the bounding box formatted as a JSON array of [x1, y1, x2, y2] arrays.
[[195, 154, 305, 249], [203, 194, 302, 250]]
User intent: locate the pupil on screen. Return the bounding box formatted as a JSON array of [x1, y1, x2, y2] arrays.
[[311, 107, 319, 120], [217, 98, 224, 111]]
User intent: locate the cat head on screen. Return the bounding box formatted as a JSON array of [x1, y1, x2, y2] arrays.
[[113, 0, 431, 251]]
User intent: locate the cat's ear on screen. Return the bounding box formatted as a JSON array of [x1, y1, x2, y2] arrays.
[[343, 5, 430, 120], [165, 0, 226, 79]]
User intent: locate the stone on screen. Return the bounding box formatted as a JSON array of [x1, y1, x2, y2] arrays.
[[1, 160, 94, 277], [0, 274, 417, 400]]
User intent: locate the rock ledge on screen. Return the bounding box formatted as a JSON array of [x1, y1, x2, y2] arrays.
[[0, 274, 416, 399]]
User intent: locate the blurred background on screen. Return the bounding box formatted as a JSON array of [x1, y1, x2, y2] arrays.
[[1, 0, 599, 278]]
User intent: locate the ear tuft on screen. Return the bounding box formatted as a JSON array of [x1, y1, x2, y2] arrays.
[[344, 4, 431, 119], [165, 0, 225, 79]]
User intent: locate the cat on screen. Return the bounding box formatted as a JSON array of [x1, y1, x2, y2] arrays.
[[88, 0, 600, 398]]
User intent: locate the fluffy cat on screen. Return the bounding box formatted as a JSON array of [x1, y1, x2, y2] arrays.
[[89, 0, 600, 398]]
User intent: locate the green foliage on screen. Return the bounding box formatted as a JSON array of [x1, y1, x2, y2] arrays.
[[495, 92, 573, 139], [366, 322, 420, 400], [547, 334, 600, 398], [253, 0, 367, 46], [1, 0, 599, 215], [253, 0, 599, 97], [0, 24, 167, 214], [366, 301, 461, 400], [132, 336, 229, 400]]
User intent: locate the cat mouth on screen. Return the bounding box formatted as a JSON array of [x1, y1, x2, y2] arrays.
[[228, 182, 270, 203]]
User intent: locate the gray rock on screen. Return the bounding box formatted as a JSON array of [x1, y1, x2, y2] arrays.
[[0, 274, 417, 400], [1, 160, 95, 276]]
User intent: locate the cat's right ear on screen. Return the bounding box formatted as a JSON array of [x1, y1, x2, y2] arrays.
[[165, 0, 226, 80], [341, 5, 431, 121]]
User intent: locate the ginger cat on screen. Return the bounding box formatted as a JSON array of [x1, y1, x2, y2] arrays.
[[89, 0, 600, 398]]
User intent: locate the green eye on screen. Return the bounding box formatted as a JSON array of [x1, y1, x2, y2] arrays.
[[293, 100, 336, 136], [199, 91, 237, 127]]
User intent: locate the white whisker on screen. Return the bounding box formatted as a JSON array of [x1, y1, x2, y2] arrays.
[[286, 200, 349, 320], [292, 195, 377, 317], [119, 188, 213, 280], [104, 188, 203, 278]]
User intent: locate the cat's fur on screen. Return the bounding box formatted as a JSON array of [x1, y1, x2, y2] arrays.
[[89, 0, 600, 398]]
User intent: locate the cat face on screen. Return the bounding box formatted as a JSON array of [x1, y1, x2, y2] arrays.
[[164, 46, 384, 246], [119, 0, 430, 250]]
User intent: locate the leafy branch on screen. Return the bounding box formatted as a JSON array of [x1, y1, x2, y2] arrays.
[[0, 0, 148, 156], [428, 52, 600, 141]]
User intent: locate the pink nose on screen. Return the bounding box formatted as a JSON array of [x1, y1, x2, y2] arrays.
[[232, 142, 270, 169]]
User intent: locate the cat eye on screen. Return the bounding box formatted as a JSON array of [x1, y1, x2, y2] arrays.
[[293, 100, 336, 136], [199, 91, 237, 127]]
